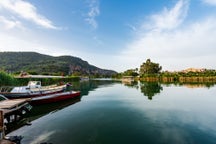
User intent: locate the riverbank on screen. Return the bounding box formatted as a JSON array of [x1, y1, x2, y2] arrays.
[[139, 76, 216, 83], [0, 71, 80, 86]]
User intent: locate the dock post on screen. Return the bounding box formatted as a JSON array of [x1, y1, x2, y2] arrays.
[[0, 110, 5, 140]]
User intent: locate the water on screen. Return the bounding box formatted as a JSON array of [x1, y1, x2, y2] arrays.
[[8, 80, 216, 144]]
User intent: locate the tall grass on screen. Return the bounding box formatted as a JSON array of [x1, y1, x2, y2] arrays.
[[0, 72, 80, 86], [0, 71, 18, 86]]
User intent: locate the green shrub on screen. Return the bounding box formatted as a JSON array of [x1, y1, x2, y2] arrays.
[[0, 71, 17, 86]]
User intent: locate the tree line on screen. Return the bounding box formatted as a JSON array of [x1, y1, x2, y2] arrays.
[[113, 59, 216, 82]]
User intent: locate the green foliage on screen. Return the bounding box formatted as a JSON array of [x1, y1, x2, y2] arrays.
[[140, 59, 162, 76], [15, 77, 80, 86], [0, 71, 17, 86], [112, 73, 123, 79], [123, 68, 139, 77], [0, 52, 117, 77]]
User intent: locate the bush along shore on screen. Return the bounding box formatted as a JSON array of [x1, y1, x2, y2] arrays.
[[0, 71, 80, 86], [0, 71, 18, 86], [139, 75, 216, 83], [118, 59, 216, 84]]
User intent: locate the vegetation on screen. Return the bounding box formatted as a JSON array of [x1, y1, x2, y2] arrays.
[[140, 59, 162, 76], [112, 58, 216, 83], [0, 52, 117, 77], [0, 71, 81, 86], [1, 51, 216, 84], [15, 76, 80, 86], [0, 71, 18, 86]]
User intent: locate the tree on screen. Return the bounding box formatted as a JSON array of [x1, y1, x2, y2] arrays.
[[123, 69, 139, 77], [140, 59, 162, 76], [140, 82, 163, 100]]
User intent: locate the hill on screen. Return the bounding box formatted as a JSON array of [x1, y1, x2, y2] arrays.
[[0, 52, 117, 77]]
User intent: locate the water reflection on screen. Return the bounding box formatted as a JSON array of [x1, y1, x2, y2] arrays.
[[122, 80, 139, 89], [6, 79, 119, 134], [7, 80, 216, 144], [162, 82, 216, 89], [72, 79, 119, 96], [5, 96, 81, 134], [140, 82, 163, 100], [179, 83, 216, 89]]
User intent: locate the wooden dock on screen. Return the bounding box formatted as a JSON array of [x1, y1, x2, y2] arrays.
[[0, 98, 31, 115], [0, 98, 31, 142], [0, 139, 15, 144]]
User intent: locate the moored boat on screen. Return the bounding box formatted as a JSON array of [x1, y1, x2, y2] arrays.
[[30, 91, 81, 105], [0, 81, 66, 99]]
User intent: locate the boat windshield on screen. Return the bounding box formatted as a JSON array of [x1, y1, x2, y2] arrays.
[[11, 86, 29, 93], [0, 94, 8, 101]]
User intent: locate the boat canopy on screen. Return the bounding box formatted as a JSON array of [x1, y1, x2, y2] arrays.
[[27, 81, 41, 89]]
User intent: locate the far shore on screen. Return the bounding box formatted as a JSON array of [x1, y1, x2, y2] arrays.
[[137, 76, 216, 83]]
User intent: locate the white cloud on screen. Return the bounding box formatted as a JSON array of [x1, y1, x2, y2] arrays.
[[0, 16, 23, 29], [0, 31, 74, 56], [202, 0, 216, 5], [0, 33, 46, 53], [126, 24, 137, 32], [0, 0, 57, 29], [143, 0, 189, 32], [30, 131, 55, 144], [120, 0, 216, 71], [85, 0, 100, 29], [93, 36, 103, 45]]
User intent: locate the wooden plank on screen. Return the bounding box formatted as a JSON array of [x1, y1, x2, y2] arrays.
[[0, 139, 16, 144], [0, 110, 5, 140], [0, 111, 3, 130], [0, 99, 31, 109]]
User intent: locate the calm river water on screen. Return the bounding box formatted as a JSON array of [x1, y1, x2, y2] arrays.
[[8, 80, 216, 144]]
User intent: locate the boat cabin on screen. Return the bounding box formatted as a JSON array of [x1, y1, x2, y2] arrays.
[[27, 81, 42, 89], [10, 81, 42, 93]]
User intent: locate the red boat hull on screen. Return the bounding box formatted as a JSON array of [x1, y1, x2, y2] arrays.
[[30, 91, 81, 105]]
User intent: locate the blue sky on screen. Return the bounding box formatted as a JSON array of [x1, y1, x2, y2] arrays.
[[0, 0, 216, 72]]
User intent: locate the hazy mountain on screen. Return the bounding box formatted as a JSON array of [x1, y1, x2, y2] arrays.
[[0, 52, 117, 76]]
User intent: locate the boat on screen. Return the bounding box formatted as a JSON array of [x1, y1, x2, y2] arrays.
[[80, 76, 89, 82], [0, 81, 66, 99], [30, 91, 81, 105]]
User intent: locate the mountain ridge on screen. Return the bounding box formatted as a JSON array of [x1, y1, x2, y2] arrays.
[[0, 52, 117, 76]]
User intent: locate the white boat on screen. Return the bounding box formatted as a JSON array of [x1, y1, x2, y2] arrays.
[[0, 81, 66, 99]]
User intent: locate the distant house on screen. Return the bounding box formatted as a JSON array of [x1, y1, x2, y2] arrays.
[[19, 71, 29, 77], [181, 68, 205, 73], [121, 76, 134, 83]]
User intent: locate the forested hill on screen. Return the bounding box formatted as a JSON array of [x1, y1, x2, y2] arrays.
[[0, 52, 117, 76]]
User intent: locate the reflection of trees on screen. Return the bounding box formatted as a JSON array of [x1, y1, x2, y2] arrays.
[[72, 80, 119, 96], [140, 82, 163, 100], [123, 81, 139, 89], [178, 83, 216, 89]]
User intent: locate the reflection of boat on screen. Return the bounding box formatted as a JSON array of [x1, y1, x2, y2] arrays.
[[5, 96, 81, 134], [80, 77, 90, 82], [0, 81, 66, 99], [29, 96, 81, 120], [30, 91, 81, 105]]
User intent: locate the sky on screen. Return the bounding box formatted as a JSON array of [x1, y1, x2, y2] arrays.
[[0, 0, 216, 72]]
